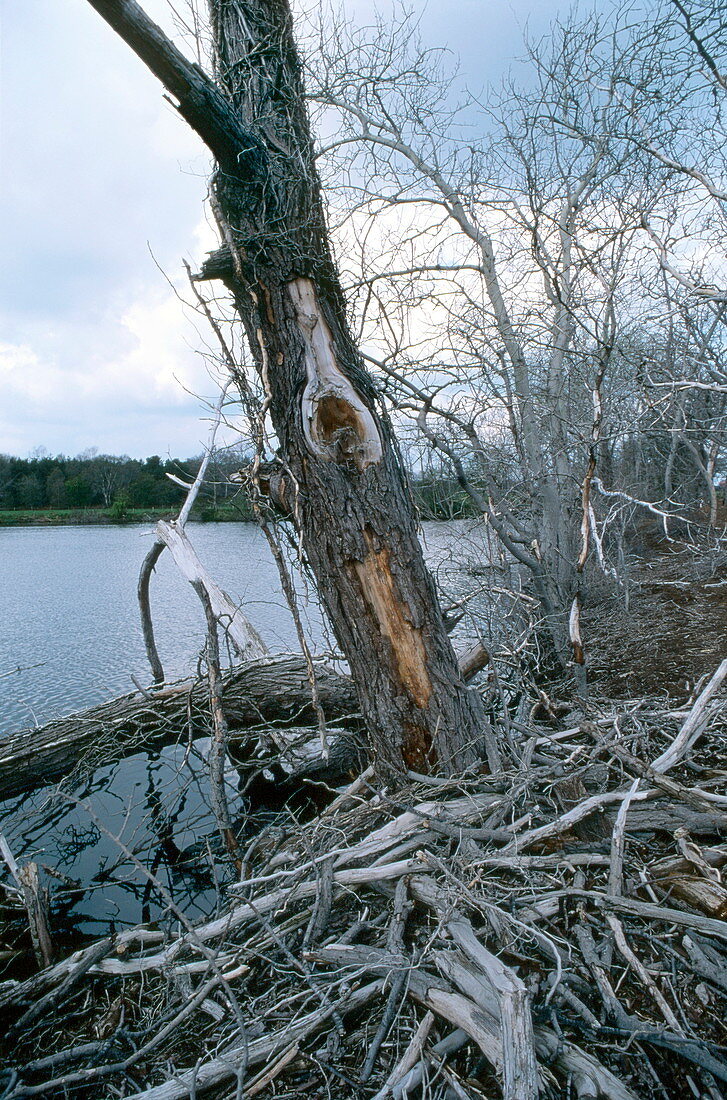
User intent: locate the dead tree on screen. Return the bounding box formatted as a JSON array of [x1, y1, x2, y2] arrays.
[[83, 0, 497, 776]]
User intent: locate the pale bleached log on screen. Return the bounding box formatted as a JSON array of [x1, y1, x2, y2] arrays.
[[683, 935, 727, 993], [390, 1029, 469, 1100], [579, 891, 727, 941], [314, 945, 506, 1071], [499, 788, 652, 855], [17, 862, 54, 969], [432, 950, 638, 1099], [229, 794, 497, 892], [155, 519, 267, 661], [125, 979, 384, 1100], [0, 838, 53, 969], [327, 791, 499, 870], [90, 858, 425, 977], [646, 868, 727, 920], [312, 942, 639, 1100], [369, 1010, 436, 1100]]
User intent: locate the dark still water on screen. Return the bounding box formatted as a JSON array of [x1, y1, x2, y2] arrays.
[[0, 520, 491, 940]]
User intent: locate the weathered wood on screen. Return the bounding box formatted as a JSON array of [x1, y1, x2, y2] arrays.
[[156, 520, 268, 661], [84, 0, 496, 777], [0, 840, 53, 968], [651, 658, 727, 774], [410, 875, 539, 1100], [647, 847, 727, 919], [0, 656, 358, 802], [0, 635, 490, 804], [17, 863, 54, 969], [85, 0, 266, 180], [312, 942, 638, 1100], [124, 980, 385, 1100]]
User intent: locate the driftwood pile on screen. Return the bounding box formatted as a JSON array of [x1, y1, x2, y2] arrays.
[[0, 662, 726, 1099]]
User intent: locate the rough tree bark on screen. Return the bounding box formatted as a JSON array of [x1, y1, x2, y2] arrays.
[[84, 0, 497, 775]]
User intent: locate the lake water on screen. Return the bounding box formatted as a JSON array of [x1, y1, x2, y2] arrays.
[[0, 520, 494, 939], [1, 522, 328, 734]]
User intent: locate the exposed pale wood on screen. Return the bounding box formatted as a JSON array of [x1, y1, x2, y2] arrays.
[[457, 640, 491, 681], [312, 941, 639, 1100], [125, 980, 384, 1100], [16, 863, 54, 969], [389, 1029, 469, 1100], [156, 520, 267, 661], [683, 935, 727, 992], [289, 277, 383, 471], [369, 1010, 435, 1100], [500, 788, 652, 854], [651, 659, 727, 774], [647, 866, 727, 919], [0, 839, 53, 969], [138, 539, 165, 684], [410, 876, 539, 1100], [583, 891, 727, 940]]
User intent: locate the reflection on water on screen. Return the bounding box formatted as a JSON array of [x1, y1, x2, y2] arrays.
[[0, 519, 493, 941]]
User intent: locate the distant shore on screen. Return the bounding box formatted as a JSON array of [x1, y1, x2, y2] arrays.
[[0, 505, 250, 527]]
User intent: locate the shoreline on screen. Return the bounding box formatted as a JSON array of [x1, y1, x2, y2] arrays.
[[0, 507, 251, 527]]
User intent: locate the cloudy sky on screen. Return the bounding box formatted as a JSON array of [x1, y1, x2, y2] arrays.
[[1, 0, 567, 460]]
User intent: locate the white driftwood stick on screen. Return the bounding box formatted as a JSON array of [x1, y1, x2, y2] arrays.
[[126, 979, 384, 1100], [462, 931, 537, 1100], [500, 788, 652, 855], [156, 519, 268, 661], [390, 1029, 469, 1100], [315, 942, 638, 1100], [434, 950, 637, 1100], [651, 658, 727, 774], [370, 1010, 436, 1100], [92, 857, 426, 976]]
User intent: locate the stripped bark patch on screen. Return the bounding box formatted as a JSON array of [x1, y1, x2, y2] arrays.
[[350, 531, 433, 711]]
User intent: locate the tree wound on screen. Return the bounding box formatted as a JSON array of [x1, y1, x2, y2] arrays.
[[350, 532, 433, 711], [288, 277, 383, 471]]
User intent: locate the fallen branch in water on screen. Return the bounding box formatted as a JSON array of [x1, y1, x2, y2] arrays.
[[0, 655, 358, 801]]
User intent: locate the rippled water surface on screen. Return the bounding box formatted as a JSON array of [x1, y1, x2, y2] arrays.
[[1, 522, 328, 734], [0, 519, 487, 936]]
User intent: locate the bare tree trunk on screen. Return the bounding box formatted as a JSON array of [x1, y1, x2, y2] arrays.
[[85, 0, 494, 775]]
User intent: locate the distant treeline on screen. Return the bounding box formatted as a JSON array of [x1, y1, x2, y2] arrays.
[[0, 450, 251, 520], [0, 449, 476, 521]]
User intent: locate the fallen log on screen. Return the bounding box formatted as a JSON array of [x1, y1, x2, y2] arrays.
[[0, 641, 491, 803], [0, 655, 358, 802]]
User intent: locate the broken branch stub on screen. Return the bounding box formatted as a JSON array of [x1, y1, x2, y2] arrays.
[[289, 278, 383, 471]]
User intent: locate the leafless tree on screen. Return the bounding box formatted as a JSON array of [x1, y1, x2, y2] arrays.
[[83, 0, 497, 776], [303, 0, 726, 675]]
